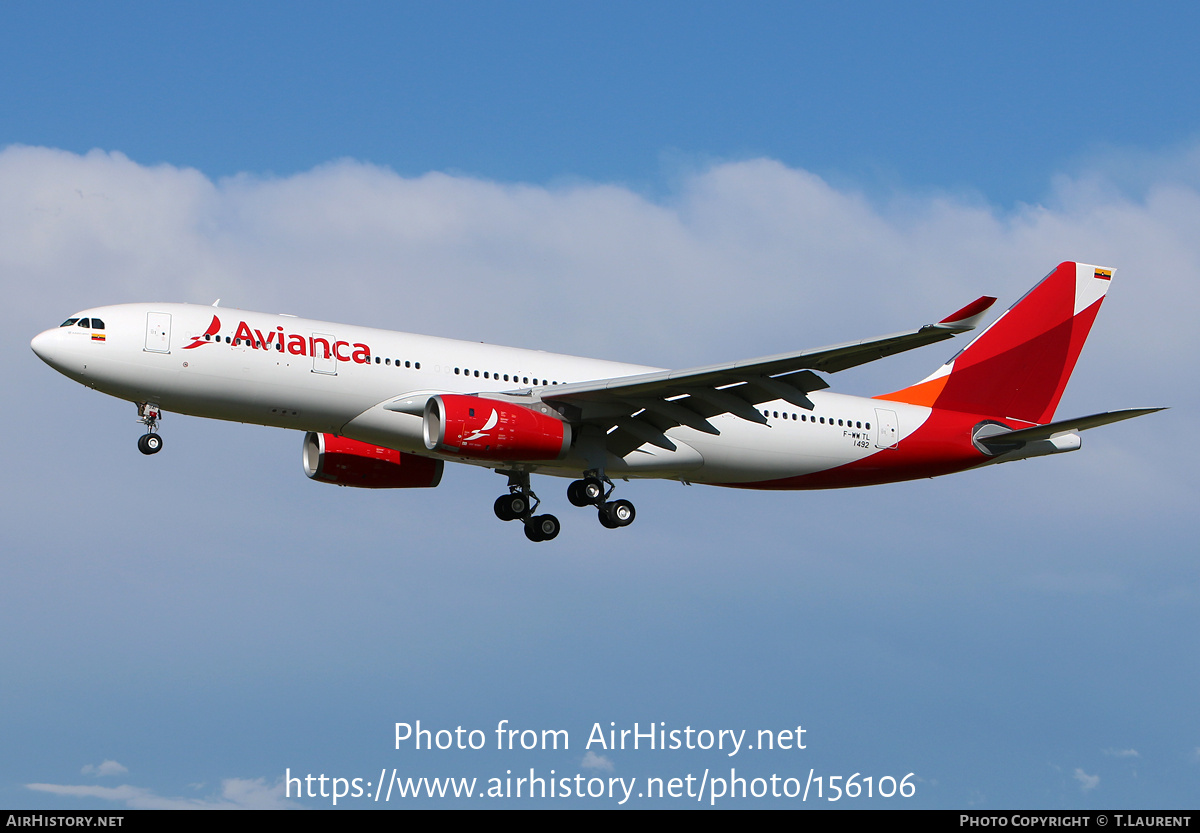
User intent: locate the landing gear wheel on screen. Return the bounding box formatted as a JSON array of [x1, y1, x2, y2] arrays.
[[582, 476, 605, 503], [567, 480, 589, 507], [602, 499, 635, 528], [494, 495, 514, 521], [137, 434, 163, 455], [597, 507, 619, 529], [494, 493, 529, 521], [524, 514, 560, 542], [569, 476, 606, 507]]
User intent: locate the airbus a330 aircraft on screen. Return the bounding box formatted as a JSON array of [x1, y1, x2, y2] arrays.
[[31, 261, 1159, 542]]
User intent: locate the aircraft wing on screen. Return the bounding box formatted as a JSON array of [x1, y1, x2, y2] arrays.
[[537, 295, 997, 454]]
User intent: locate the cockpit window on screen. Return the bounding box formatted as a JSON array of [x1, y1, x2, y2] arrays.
[[77, 318, 91, 329], [91, 318, 104, 329], [59, 318, 79, 327]]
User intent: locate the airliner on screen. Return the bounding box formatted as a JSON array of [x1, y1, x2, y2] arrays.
[[30, 261, 1159, 542]]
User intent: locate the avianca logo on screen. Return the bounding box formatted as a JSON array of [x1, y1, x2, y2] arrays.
[[182, 314, 374, 363], [464, 409, 498, 442]]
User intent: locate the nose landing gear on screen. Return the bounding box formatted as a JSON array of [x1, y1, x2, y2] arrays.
[[136, 403, 163, 455]]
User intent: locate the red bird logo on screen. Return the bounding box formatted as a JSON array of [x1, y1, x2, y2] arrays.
[[183, 315, 221, 349]]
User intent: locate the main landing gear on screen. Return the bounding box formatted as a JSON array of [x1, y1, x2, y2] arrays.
[[136, 403, 163, 455], [494, 469, 636, 543], [568, 471, 636, 530], [493, 471, 560, 542]]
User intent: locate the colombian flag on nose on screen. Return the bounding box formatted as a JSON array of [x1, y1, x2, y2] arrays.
[[1094, 268, 1112, 280]]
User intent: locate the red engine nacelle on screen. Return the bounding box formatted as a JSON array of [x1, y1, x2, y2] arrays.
[[303, 433, 443, 488], [423, 394, 571, 461]]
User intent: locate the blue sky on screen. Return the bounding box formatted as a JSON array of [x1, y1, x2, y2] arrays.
[[2, 3, 1197, 809]]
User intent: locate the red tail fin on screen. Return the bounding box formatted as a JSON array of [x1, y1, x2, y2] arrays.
[[877, 262, 1113, 424]]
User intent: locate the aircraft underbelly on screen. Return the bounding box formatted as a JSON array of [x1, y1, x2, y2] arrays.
[[689, 435, 855, 482], [606, 438, 704, 475], [83, 351, 379, 434], [683, 403, 931, 484]]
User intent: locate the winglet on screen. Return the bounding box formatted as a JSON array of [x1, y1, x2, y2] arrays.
[[936, 296, 997, 331]]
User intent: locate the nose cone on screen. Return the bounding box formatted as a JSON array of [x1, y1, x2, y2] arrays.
[[31, 328, 67, 371]]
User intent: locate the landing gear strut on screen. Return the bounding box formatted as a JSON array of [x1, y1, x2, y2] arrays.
[[567, 470, 635, 529], [494, 471, 560, 542], [136, 403, 163, 455]]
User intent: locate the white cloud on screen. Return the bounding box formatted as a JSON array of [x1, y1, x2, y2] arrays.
[[4, 142, 1194, 529], [1073, 768, 1100, 792], [6, 143, 1199, 378], [581, 751, 614, 771], [80, 760, 128, 777], [27, 777, 302, 810]]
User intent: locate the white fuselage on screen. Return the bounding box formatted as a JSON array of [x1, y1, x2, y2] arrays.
[[31, 303, 930, 485]]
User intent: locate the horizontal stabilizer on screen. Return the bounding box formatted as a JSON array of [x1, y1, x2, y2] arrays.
[[977, 407, 1164, 451]]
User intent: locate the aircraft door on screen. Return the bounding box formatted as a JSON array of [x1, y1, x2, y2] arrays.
[[145, 312, 172, 353], [311, 332, 337, 375], [874, 408, 899, 449]]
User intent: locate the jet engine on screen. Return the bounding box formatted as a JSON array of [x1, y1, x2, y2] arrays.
[[303, 432, 443, 488], [423, 394, 571, 461]]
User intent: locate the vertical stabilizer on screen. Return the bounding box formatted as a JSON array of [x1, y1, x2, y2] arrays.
[[877, 262, 1113, 424]]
